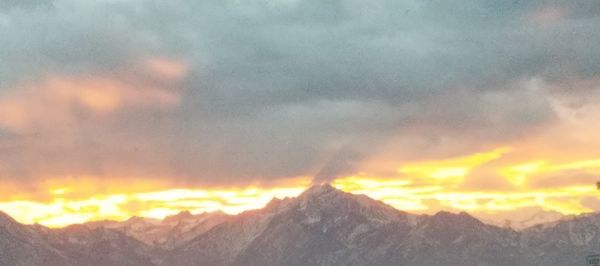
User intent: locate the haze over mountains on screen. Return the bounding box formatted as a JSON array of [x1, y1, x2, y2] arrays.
[[1, 185, 599, 266]]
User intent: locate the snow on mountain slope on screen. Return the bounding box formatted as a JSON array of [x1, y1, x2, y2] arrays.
[[48, 224, 161, 266], [84, 210, 230, 249], [476, 210, 566, 230], [522, 212, 600, 266], [160, 211, 230, 249]]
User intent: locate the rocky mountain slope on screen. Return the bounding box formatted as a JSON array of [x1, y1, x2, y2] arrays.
[[1, 184, 600, 266], [0, 211, 158, 266], [84, 210, 229, 249]]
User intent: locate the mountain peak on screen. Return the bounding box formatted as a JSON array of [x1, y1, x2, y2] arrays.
[[290, 183, 409, 223], [430, 211, 483, 227], [125, 215, 144, 223], [258, 184, 342, 214], [299, 183, 339, 198], [164, 210, 193, 223]]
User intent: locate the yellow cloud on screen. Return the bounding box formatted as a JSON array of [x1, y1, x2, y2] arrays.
[[499, 159, 600, 187], [500, 161, 546, 186], [398, 147, 511, 184], [0, 177, 310, 227], [2, 147, 600, 227]]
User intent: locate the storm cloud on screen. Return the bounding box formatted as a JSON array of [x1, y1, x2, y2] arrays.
[[0, 0, 599, 184]]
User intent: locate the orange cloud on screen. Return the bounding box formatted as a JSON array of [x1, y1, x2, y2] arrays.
[[0, 58, 186, 132], [143, 58, 189, 80]]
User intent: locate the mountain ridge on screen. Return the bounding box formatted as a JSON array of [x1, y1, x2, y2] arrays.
[[1, 184, 599, 265]]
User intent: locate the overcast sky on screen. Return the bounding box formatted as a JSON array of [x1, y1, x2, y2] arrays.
[[1, 0, 600, 190]]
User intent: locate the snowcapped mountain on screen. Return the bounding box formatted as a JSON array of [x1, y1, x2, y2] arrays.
[[166, 185, 523, 266], [167, 184, 417, 266], [521, 212, 600, 266], [83, 210, 229, 249], [477, 210, 566, 230], [1, 184, 600, 266]]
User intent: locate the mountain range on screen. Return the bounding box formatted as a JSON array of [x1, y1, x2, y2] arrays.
[[1, 184, 599, 266]]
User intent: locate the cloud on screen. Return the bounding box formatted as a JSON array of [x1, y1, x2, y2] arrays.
[[0, 0, 599, 185], [0, 0, 53, 12], [0, 58, 186, 132]]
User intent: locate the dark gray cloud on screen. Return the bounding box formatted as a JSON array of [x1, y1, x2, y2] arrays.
[[0, 0, 599, 184], [0, 0, 53, 11]]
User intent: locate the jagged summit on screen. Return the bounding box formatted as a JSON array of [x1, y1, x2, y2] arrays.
[[298, 184, 394, 207], [304, 182, 337, 192], [282, 183, 409, 225], [431, 210, 480, 223], [261, 184, 350, 214], [125, 215, 144, 222], [123, 215, 160, 225], [298, 183, 341, 199], [163, 210, 193, 223]]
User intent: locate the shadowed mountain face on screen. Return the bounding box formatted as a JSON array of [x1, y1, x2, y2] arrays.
[[1, 185, 600, 266], [0, 211, 158, 266], [0, 212, 70, 266]]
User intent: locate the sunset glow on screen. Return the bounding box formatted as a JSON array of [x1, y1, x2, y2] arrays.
[[2, 147, 599, 227]]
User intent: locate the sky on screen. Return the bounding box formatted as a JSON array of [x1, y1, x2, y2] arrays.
[[1, 0, 600, 227]]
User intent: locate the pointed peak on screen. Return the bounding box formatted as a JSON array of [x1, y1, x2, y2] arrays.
[[431, 211, 481, 225], [432, 211, 457, 217], [300, 183, 339, 197], [286, 184, 350, 210], [264, 196, 294, 212], [126, 215, 144, 222], [290, 183, 406, 223], [265, 197, 283, 208], [298, 184, 368, 206], [175, 210, 193, 218], [163, 210, 194, 223], [124, 215, 160, 225]]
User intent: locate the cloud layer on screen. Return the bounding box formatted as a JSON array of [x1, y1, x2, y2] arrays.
[[0, 0, 599, 186]]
